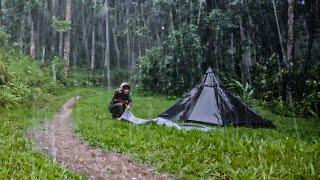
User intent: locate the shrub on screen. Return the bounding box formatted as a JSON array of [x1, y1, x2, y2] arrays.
[[136, 47, 170, 94], [0, 28, 11, 46], [0, 61, 11, 85], [0, 45, 50, 107]]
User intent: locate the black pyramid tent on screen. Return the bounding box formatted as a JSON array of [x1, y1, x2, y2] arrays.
[[158, 68, 275, 128]]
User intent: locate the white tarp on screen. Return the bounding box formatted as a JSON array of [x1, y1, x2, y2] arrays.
[[120, 110, 212, 132], [120, 110, 153, 125]]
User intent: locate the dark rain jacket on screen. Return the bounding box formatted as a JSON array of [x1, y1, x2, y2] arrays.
[[111, 88, 132, 106]]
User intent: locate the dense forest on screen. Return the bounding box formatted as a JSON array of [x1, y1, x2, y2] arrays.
[[0, 0, 319, 117]]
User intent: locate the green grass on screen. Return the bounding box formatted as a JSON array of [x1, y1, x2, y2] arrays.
[[0, 88, 94, 179], [73, 88, 320, 179]]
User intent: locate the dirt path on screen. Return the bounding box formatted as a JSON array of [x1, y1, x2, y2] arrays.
[[28, 97, 168, 180]]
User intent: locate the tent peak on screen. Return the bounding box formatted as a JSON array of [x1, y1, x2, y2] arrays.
[[206, 67, 213, 74]]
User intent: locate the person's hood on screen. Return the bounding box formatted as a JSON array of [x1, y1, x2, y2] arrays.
[[120, 82, 130, 90], [117, 82, 130, 95]]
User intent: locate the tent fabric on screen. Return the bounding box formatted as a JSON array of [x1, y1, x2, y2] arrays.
[[120, 110, 153, 125], [119, 110, 212, 131], [155, 117, 212, 131], [158, 67, 275, 128]]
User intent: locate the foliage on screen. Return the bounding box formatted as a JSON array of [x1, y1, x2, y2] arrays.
[[47, 57, 106, 89], [73, 89, 320, 179], [52, 17, 72, 33], [137, 24, 203, 95], [0, 82, 31, 108], [0, 46, 48, 107], [252, 54, 282, 101], [0, 61, 12, 85], [206, 9, 235, 32], [300, 79, 320, 117], [228, 79, 254, 103], [49, 56, 69, 84], [26, 0, 42, 9], [136, 47, 169, 94], [0, 28, 11, 46], [252, 54, 320, 117]]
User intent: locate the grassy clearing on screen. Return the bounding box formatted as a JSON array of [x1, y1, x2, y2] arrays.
[[0, 88, 94, 179], [73, 88, 320, 179]]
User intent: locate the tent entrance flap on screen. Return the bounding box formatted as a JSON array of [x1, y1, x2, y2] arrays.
[[188, 86, 223, 125]]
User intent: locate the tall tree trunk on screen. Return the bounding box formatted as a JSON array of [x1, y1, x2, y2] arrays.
[[272, 0, 286, 62], [30, 11, 36, 59], [41, 0, 48, 63], [0, 0, 2, 26], [238, 13, 252, 85], [131, 37, 136, 77], [52, 60, 56, 82], [59, 32, 63, 57], [155, 28, 161, 47], [72, 38, 78, 67], [188, 0, 192, 24], [170, 7, 174, 33], [81, 1, 89, 65], [304, 0, 317, 75], [20, 5, 25, 53], [51, 0, 57, 54], [112, 26, 120, 68], [141, 3, 149, 50], [197, 0, 204, 25], [36, 8, 41, 60], [91, 0, 96, 70], [111, 1, 120, 68], [214, 28, 219, 70], [286, 0, 295, 67], [244, 1, 256, 65], [125, 0, 131, 69], [91, 28, 96, 70], [138, 37, 141, 58], [317, 0, 319, 21], [229, 33, 236, 77], [285, 0, 295, 103], [98, 17, 103, 69], [137, 1, 142, 58], [104, 0, 111, 87], [63, 0, 72, 74]]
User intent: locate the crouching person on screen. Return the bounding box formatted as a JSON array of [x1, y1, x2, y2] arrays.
[[108, 82, 132, 119]]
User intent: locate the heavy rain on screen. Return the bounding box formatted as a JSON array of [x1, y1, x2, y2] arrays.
[[0, 0, 319, 179]]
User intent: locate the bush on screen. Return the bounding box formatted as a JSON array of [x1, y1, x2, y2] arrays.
[[0, 45, 51, 107], [0, 82, 31, 108], [48, 56, 72, 87], [0, 61, 11, 85], [136, 47, 171, 94], [297, 79, 320, 117], [0, 28, 11, 46], [136, 25, 204, 96], [252, 54, 320, 117]]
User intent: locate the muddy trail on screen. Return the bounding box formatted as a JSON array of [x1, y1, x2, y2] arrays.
[[28, 97, 168, 180]]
